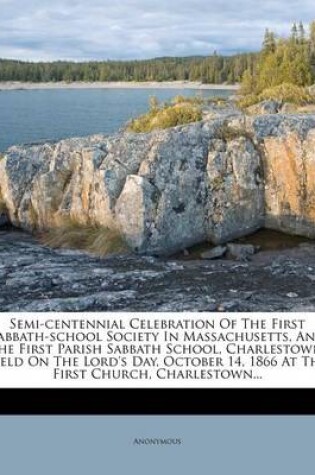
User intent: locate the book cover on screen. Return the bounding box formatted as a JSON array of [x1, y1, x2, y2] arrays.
[[1, 0, 315, 472]]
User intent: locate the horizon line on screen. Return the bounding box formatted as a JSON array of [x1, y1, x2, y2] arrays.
[[0, 51, 258, 64]]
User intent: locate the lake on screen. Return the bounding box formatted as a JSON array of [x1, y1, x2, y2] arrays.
[[0, 87, 233, 152]]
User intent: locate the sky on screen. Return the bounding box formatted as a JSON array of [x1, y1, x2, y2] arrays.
[[0, 0, 314, 61]]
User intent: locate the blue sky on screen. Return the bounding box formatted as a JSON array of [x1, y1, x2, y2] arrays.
[[0, 0, 314, 61]]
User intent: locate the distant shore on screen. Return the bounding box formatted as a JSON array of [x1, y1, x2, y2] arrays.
[[0, 80, 239, 91]]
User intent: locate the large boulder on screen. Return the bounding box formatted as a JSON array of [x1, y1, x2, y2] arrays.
[[1, 113, 315, 255]]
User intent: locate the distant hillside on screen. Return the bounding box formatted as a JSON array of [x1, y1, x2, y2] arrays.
[[0, 53, 257, 84]]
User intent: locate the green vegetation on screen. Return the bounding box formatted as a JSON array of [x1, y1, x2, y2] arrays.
[[0, 53, 256, 84], [40, 219, 127, 256], [171, 94, 227, 105], [239, 83, 314, 108], [240, 21, 315, 107], [171, 94, 205, 105], [215, 122, 254, 141], [128, 96, 203, 133], [2, 21, 315, 92]]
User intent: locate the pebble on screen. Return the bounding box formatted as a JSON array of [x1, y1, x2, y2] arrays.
[[286, 292, 298, 298]]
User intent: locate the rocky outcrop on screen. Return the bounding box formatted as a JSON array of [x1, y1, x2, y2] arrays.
[[251, 114, 315, 238], [2, 230, 315, 312], [1, 113, 315, 255], [247, 100, 283, 115]]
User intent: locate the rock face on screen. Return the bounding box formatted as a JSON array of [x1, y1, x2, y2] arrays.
[[1, 113, 315, 255], [250, 114, 315, 238]]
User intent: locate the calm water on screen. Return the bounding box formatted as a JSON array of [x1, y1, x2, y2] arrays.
[[0, 88, 233, 152]]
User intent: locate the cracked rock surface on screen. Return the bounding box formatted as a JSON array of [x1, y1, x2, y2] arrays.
[[1, 230, 315, 312], [2, 113, 315, 255]]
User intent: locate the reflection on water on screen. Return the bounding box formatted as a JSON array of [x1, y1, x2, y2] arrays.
[[235, 229, 312, 251], [174, 229, 312, 260]]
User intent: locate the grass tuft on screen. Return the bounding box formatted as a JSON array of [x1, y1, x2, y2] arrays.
[[127, 95, 230, 133], [0, 188, 7, 214], [40, 218, 127, 256], [128, 96, 203, 133], [171, 95, 205, 105], [215, 122, 254, 141]]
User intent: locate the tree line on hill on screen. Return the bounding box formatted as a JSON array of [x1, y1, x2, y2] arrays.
[[241, 21, 315, 95], [1, 21, 314, 89], [0, 54, 256, 84]]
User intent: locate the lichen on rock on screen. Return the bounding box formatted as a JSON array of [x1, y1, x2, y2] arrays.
[[1, 112, 315, 255]]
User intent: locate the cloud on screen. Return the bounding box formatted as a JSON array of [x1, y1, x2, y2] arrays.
[[0, 0, 314, 60]]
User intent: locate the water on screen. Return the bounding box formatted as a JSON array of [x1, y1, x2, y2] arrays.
[[0, 87, 233, 152]]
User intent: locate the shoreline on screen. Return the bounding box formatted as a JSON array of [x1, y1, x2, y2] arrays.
[[0, 80, 239, 91]]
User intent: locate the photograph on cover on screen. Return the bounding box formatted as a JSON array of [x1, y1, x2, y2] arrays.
[[1, 1, 315, 314]]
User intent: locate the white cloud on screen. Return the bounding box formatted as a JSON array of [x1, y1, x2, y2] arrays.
[[0, 0, 314, 60]]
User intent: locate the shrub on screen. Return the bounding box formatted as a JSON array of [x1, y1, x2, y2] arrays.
[[128, 97, 203, 133], [259, 83, 313, 104], [171, 95, 208, 105], [237, 94, 261, 109], [40, 218, 127, 256], [171, 95, 189, 104], [205, 96, 228, 105], [238, 83, 314, 108], [171, 95, 227, 106]]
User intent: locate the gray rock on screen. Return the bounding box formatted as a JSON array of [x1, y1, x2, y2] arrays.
[[299, 242, 315, 250], [201, 246, 227, 260], [0, 116, 265, 255], [286, 292, 299, 299], [257, 100, 282, 115], [247, 100, 282, 116], [216, 301, 239, 311], [227, 243, 256, 261], [1, 231, 315, 312], [280, 103, 297, 113], [1, 113, 315, 255]]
